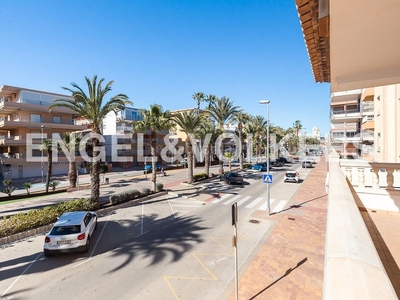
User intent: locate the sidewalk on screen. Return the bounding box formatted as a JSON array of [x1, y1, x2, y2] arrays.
[[225, 159, 329, 299]]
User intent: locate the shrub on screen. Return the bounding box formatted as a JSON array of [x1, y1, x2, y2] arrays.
[[109, 194, 120, 204], [156, 183, 164, 192], [22, 182, 32, 195], [49, 181, 61, 191], [243, 163, 253, 169], [193, 173, 207, 181], [0, 198, 94, 238], [142, 188, 151, 195]]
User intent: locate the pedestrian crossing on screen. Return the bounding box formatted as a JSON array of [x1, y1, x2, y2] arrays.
[[211, 194, 289, 213]]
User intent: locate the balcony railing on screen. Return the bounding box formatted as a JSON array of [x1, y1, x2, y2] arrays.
[[325, 151, 397, 299]]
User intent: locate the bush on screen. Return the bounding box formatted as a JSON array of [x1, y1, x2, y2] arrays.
[[109, 189, 142, 205], [142, 188, 151, 195], [243, 163, 253, 169], [193, 173, 207, 181], [156, 183, 164, 192], [0, 198, 94, 238]]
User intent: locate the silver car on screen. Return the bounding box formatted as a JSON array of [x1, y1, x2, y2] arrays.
[[43, 211, 97, 257]]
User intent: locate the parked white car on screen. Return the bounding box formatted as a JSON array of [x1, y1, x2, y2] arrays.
[[284, 171, 300, 183], [43, 211, 97, 257]]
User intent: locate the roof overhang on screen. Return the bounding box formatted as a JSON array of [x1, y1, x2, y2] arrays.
[[295, 0, 400, 92]]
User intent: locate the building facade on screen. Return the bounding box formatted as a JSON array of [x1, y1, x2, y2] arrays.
[[0, 85, 86, 180]]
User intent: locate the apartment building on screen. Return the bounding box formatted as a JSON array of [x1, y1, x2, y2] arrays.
[[330, 90, 362, 159], [0, 85, 86, 180], [102, 107, 169, 168]]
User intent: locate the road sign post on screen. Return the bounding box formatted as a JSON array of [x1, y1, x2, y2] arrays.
[[232, 203, 238, 300], [263, 174, 273, 215]]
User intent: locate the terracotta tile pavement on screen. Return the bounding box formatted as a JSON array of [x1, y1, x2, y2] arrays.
[[227, 161, 328, 300]]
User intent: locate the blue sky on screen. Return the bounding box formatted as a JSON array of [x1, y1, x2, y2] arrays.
[[0, 0, 330, 135]]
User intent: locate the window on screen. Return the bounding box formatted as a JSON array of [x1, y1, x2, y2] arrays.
[[30, 114, 41, 123], [53, 116, 61, 123]]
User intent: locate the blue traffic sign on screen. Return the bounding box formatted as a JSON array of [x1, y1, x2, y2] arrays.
[[263, 174, 273, 184]]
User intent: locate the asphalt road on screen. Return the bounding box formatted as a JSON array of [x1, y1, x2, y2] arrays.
[[0, 163, 308, 300]]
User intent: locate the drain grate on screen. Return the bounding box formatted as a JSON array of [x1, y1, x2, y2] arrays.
[[249, 219, 260, 224]]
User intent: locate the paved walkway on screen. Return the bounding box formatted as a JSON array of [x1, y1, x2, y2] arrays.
[[225, 158, 328, 300], [1, 161, 399, 298]]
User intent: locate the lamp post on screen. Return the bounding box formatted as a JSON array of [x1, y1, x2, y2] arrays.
[[259, 100, 271, 215], [41, 125, 44, 183]]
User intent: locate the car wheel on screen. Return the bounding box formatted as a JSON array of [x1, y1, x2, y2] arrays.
[[83, 236, 90, 253], [44, 250, 52, 257], [94, 218, 98, 230]]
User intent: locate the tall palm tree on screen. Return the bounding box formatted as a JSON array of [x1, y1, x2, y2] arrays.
[[40, 139, 54, 193], [245, 115, 268, 162], [192, 92, 205, 115], [196, 121, 221, 178], [232, 111, 250, 170], [204, 94, 217, 110], [207, 96, 240, 174], [49, 75, 132, 208], [172, 110, 205, 183], [63, 132, 82, 188], [293, 120, 302, 137], [133, 104, 173, 191]]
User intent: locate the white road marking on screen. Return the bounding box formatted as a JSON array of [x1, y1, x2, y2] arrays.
[[245, 197, 263, 208], [211, 194, 232, 203], [237, 196, 251, 207], [272, 200, 288, 213], [259, 198, 276, 211], [222, 195, 241, 205]]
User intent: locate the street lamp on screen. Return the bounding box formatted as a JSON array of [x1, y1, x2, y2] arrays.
[[259, 100, 271, 215], [41, 125, 44, 183]]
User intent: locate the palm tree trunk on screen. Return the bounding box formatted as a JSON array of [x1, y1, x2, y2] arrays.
[[45, 151, 52, 193], [187, 140, 194, 183], [239, 131, 244, 170], [69, 161, 77, 188], [151, 130, 157, 192], [204, 146, 210, 177], [91, 136, 101, 208]]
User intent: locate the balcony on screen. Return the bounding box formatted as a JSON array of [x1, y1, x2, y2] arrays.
[[330, 109, 362, 123], [326, 151, 397, 298], [361, 130, 374, 142], [0, 135, 24, 145], [0, 118, 87, 131]]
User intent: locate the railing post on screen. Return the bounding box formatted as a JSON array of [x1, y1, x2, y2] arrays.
[[371, 167, 379, 189], [346, 168, 352, 182], [358, 168, 365, 188]]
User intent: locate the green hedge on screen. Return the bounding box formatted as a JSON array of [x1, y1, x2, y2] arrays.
[[0, 198, 95, 238], [193, 173, 207, 181]]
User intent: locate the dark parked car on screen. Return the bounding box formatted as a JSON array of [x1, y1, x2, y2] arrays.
[[219, 171, 244, 184], [144, 163, 161, 173]]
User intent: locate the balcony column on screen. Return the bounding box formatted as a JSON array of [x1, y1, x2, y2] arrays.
[[386, 168, 395, 190], [358, 168, 365, 188], [371, 167, 379, 189], [346, 168, 352, 182]]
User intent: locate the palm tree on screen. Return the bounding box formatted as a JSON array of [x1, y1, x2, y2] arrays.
[[293, 120, 302, 137], [49, 75, 132, 208], [245, 115, 268, 162], [207, 96, 240, 174], [133, 104, 173, 191], [192, 92, 205, 115], [40, 139, 54, 193], [172, 110, 205, 183], [204, 94, 217, 110], [196, 121, 221, 178], [63, 132, 82, 188], [232, 111, 250, 170]]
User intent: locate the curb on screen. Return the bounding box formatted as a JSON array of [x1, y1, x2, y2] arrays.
[[0, 191, 168, 247]]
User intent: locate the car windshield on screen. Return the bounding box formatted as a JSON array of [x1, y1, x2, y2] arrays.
[[50, 225, 81, 235], [286, 173, 296, 177]]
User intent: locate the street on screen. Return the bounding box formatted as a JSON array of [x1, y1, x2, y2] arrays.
[[0, 163, 308, 300]]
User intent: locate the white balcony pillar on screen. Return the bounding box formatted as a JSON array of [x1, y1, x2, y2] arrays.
[[358, 168, 365, 188]]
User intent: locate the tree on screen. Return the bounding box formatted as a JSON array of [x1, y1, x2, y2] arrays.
[[172, 110, 205, 183], [133, 104, 173, 191], [196, 121, 222, 178], [293, 120, 302, 137], [192, 92, 205, 115], [49, 75, 132, 208], [232, 111, 250, 170], [63, 132, 82, 188], [207, 96, 240, 174], [40, 138, 54, 193]]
